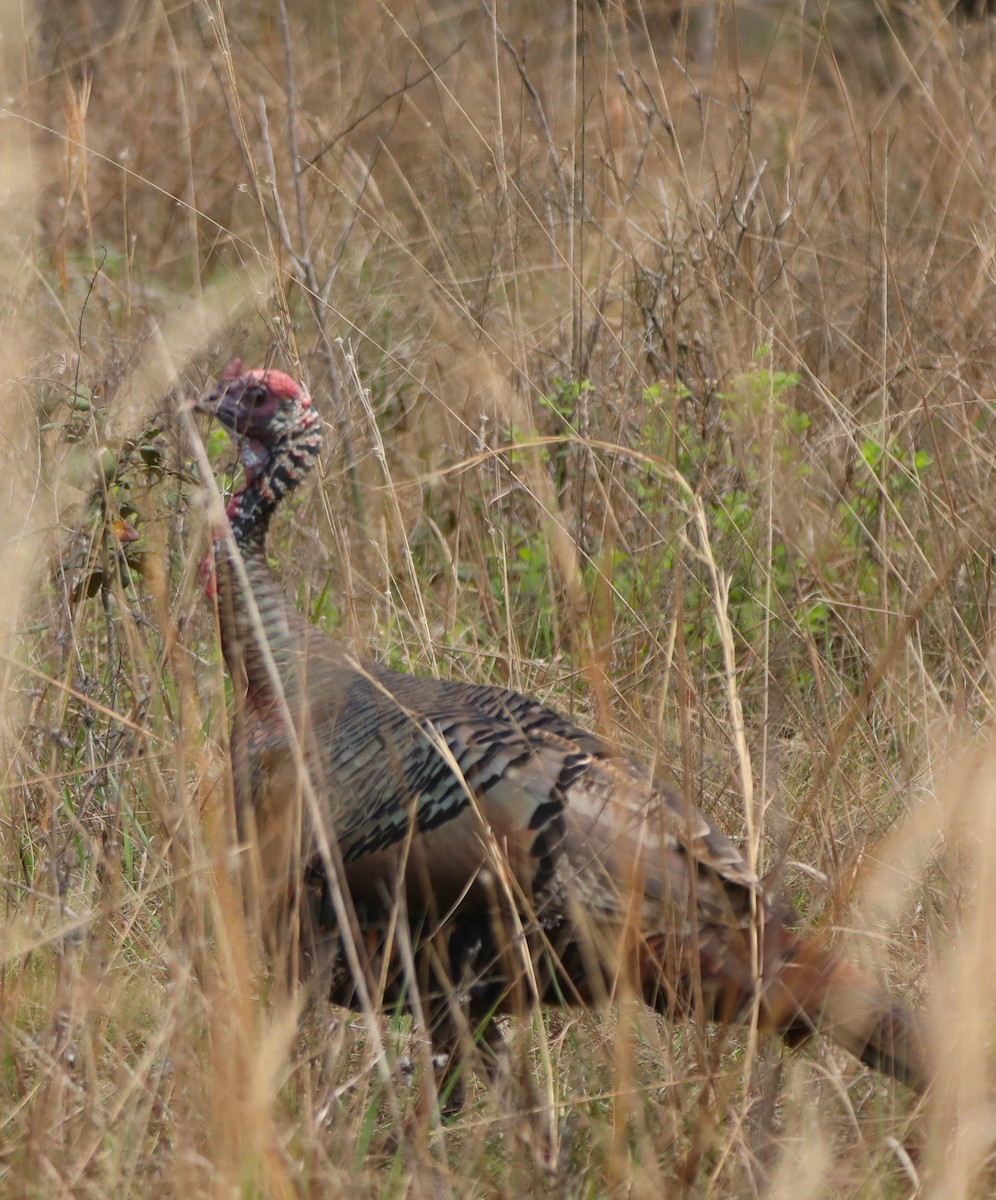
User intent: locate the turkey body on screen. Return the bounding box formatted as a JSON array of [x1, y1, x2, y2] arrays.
[[247, 640, 756, 1011], [197, 361, 928, 1102]]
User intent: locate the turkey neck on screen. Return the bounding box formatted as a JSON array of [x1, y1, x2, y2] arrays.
[[214, 448, 317, 718]]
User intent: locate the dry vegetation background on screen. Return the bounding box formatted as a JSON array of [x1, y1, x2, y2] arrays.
[[1, 0, 996, 1195]]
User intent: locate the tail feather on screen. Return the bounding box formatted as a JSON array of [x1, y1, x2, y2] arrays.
[[762, 931, 928, 1092], [641, 924, 928, 1091]]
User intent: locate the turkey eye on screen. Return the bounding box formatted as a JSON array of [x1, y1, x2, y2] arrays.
[[244, 384, 269, 407]]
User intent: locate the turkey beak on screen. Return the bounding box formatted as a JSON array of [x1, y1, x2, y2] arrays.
[[195, 382, 263, 460], [195, 385, 244, 437], [194, 386, 224, 420]]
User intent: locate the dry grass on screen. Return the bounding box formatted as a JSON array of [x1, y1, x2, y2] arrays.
[[2, 0, 996, 1194]]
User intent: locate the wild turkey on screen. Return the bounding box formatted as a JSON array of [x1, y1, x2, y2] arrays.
[[195, 359, 928, 1105]]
